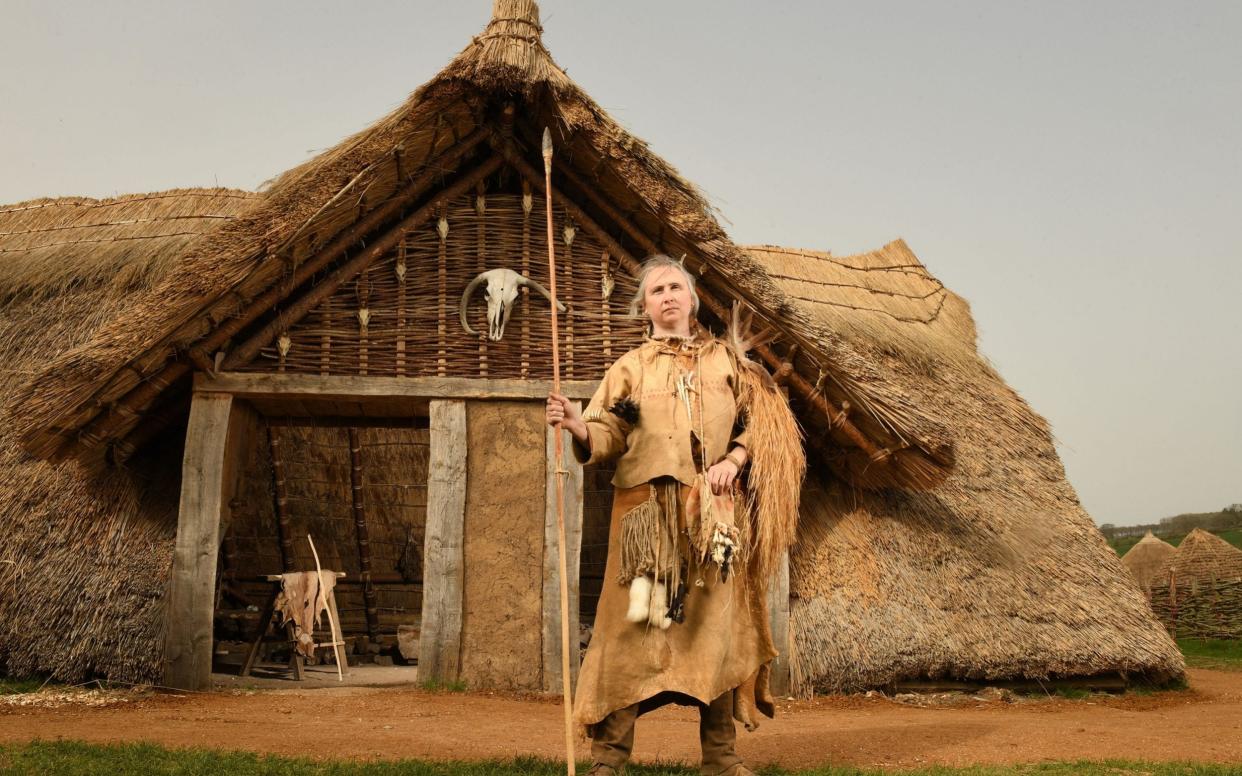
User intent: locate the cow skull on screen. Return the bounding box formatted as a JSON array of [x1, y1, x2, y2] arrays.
[[459, 268, 565, 341]]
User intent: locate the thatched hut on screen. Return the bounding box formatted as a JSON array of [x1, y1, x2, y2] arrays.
[[1158, 528, 1242, 589], [1122, 531, 1177, 591], [1, 0, 1182, 693]]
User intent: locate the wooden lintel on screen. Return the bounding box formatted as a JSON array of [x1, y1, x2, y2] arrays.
[[195, 372, 599, 403]]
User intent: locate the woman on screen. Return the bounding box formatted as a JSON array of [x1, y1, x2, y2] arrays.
[[546, 255, 803, 776]]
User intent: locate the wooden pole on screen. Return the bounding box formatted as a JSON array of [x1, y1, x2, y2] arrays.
[[347, 427, 381, 641], [543, 128, 577, 776]]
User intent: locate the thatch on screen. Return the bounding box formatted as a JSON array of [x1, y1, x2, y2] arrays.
[[1121, 531, 1177, 590], [7, 0, 952, 491], [0, 189, 258, 683], [743, 242, 1184, 692], [1157, 528, 1242, 588]]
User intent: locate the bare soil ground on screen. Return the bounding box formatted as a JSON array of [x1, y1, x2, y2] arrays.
[[3, 669, 1241, 770]]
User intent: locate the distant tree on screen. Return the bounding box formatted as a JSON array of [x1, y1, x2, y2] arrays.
[[1225, 503, 1242, 514], [1099, 523, 1117, 539]]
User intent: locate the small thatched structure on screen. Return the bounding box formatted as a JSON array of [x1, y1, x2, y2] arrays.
[[1, 1, 1183, 692], [1158, 528, 1242, 588], [1122, 531, 1177, 590]]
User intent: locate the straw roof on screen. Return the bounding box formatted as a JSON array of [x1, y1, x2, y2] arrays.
[[743, 242, 1184, 691], [1121, 531, 1177, 590], [0, 189, 258, 682], [1158, 528, 1242, 588], [6, 0, 952, 492]]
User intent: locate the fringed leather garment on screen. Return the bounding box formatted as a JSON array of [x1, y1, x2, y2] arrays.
[[571, 324, 804, 734]]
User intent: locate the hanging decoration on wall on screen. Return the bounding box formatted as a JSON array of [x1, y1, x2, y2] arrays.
[[459, 268, 565, 341]]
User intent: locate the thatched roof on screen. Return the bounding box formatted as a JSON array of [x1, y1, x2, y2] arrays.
[[1158, 528, 1242, 588], [743, 242, 1184, 691], [1121, 531, 1177, 590], [0, 189, 258, 682], [6, 0, 952, 492]]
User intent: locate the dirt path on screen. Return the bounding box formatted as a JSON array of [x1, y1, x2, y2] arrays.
[[3, 669, 1242, 769]]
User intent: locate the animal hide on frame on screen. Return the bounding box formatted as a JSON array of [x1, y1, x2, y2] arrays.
[[274, 570, 339, 658]]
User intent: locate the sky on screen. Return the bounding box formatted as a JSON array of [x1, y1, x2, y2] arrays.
[[2, 1, 1238, 526]]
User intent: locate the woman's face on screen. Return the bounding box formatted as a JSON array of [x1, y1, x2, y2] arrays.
[[643, 265, 694, 334]]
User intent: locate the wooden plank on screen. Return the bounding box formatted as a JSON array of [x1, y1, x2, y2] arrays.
[[767, 551, 791, 697], [196, 372, 599, 402], [162, 392, 237, 691], [542, 410, 583, 694], [419, 400, 467, 682]]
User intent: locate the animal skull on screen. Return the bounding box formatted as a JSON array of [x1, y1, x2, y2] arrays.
[[459, 268, 565, 341]]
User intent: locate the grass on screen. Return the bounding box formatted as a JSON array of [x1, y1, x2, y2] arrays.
[[419, 677, 467, 693], [0, 742, 1240, 776], [0, 676, 47, 695], [1178, 638, 1242, 671]]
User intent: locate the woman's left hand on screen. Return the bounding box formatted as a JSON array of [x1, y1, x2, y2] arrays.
[[706, 459, 739, 496]]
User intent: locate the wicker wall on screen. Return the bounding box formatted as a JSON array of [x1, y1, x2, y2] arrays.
[[245, 191, 646, 379], [1148, 579, 1242, 640]]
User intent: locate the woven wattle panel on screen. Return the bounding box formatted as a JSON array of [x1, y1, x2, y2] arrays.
[[246, 192, 645, 380]]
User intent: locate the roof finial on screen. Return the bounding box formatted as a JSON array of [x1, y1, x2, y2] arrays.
[[486, 0, 542, 41]]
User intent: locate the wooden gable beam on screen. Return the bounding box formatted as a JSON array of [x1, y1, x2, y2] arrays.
[[57, 127, 491, 461]]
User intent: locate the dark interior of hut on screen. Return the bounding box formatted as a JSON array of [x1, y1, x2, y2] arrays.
[[212, 410, 433, 675]]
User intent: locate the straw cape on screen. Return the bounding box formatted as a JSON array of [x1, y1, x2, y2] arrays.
[[0, 0, 1182, 689], [1122, 531, 1177, 591]]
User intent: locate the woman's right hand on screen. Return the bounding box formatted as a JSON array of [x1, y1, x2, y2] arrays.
[[546, 393, 589, 443]]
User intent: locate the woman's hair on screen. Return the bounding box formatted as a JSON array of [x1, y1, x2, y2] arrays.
[[628, 254, 700, 318]]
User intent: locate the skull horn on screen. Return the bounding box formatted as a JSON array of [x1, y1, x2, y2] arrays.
[[518, 274, 567, 313], [459, 272, 489, 337]]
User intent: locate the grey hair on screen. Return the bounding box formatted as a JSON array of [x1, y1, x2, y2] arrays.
[[628, 254, 700, 318]]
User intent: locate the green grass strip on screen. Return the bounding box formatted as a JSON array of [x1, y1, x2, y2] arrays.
[[1, 741, 1239, 776], [1178, 637, 1242, 671]]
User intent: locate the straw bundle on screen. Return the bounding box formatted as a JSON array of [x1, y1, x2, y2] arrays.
[[1121, 531, 1177, 590], [0, 190, 256, 683]]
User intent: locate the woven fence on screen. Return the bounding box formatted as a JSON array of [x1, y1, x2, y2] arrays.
[[1148, 578, 1242, 640]]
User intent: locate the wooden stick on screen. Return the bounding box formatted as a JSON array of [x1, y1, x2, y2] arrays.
[[306, 534, 344, 682], [543, 127, 577, 776]]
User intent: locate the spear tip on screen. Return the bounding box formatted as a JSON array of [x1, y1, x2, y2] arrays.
[[542, 127, 553, 160]]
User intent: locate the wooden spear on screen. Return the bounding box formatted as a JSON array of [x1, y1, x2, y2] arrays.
[[543, 127, 577, 776]]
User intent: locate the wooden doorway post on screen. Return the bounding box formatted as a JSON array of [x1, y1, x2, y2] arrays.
[[163, 391, 245, 691], [419, 399, 467, 682]]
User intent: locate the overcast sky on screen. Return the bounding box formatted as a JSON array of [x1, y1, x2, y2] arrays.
[[2, 1, 1238, 526]]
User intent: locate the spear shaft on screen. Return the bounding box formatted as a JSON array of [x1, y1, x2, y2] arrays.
[[543, 127, 577, 776]]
